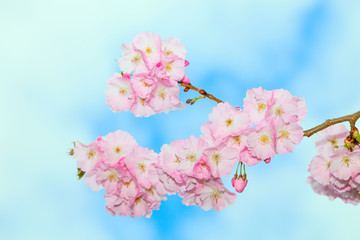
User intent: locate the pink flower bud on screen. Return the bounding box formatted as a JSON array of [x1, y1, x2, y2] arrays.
[[182, 76, 190, 83], [122, 73, 131, 79], [264, 158, 271, 164], [185, 60, 189, 66], [193, 155, 211, 179], [232, 176, 248, 193]]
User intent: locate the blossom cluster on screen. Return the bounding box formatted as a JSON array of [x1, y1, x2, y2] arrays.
[[105, 32, 190, 117], [157, 87, 306, 210], [73, 130, 168, 218], [202, 87, 306, 167], [307, 124, 360, 205]]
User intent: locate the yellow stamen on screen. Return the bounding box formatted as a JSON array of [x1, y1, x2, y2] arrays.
[[326, 161, 331, 169], [259, 135, 270, 145], [135, 197, 142, 204], [342, 156, 351, 167], [88, 150, 96, 159], [225, 118, 233, 127], [165, 63, 173, 71], [124, 180, 132, 187], [142, 81, 151, 87], [212, 152, 221, 165], [274, 107, 284, 116], [186, 153, 197, 162], [145, 47, 152, 54], [114, 146, 121, 154], [139, 98, 146, 106], [132, 56, 140, 63], [257, 103, 267, 112], [233, 136, 241, 145], [146, 187, 154, 195], [279, 129, 289, 139], [212, 189, 222, 204], [157, 88, 166, 100], [108, 172, 118, 182], [138, 163, 146, 172], [119, 88, 127, 95], [330, 138, 337, 146]]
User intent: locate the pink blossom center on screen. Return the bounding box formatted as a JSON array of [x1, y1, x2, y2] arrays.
[[186, 153, 197, 162], [274, 106, 284, 116], [341, 156, 351, 167], [119, 88, 128, 95], [165, 63, 173, 71], [88, 150, 96, 159], [259, 134, 270, 145], [138, 163, 146, 172], [108, 172, 118, 182], [211, 189, 222, 204], [114, 146, 121, 154], [211, 152, 221, 165], [225, 118, 233, 127], [279, 129, 289, 139], [233, 136, 241, 145], [131, 56, 140, 63], [145, 47, 152, 54], [257, 103, 267, 112]]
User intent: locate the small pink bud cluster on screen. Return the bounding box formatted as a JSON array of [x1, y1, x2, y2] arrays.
[[105, 32, 190, 117], [73, 130, 168, 218], [307, 124, 360, 205], [202, 87, 306, 168]]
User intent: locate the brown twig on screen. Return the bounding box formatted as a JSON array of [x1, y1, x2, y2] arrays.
[[303, 111, 360, 137], [178, 81, 223, 104]]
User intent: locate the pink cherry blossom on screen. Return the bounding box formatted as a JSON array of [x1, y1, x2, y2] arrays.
[[149, 83, 185, 113], [205, 144, 239, 177], [266, 89, 298, 123], [117, 43, 148, 75], [308, 154, 331, 185], [73, 141, 102, 172], [162, 37, 187, 59], [176, 135, 209, 176], [96, 163, 123, 193], [330, 148, 360, 181], [105, 72, 134, 112], [131, 74, 155, 98], [132, 32, 162, 69], [180, 178, 236, 211], [243, 87, 273, 124], [247, 122, 276, 160], [98, 130, 137, 166], [124, 146, 159, 189], [208, 102, 250, 140], [273, 119, 304, 154], [314, 124, 349, 157], [130, 96, 156, 117]]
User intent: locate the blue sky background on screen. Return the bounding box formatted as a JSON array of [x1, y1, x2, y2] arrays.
[[1, 0, 360, 239]]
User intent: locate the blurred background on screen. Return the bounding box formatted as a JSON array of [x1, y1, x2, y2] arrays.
[[1, 0, 360, 239]]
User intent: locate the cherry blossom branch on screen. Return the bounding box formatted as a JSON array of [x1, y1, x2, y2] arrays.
[[303, 111, 360, 137], [178, 81, 223, 104], [178, 81, 360, 138]]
